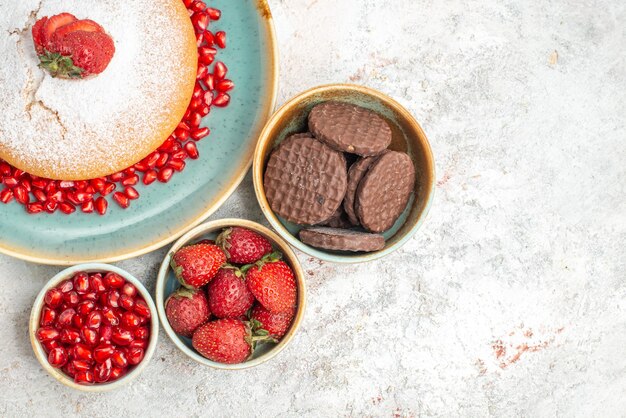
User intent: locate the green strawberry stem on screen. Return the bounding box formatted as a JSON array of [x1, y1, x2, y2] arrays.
[[240, 251, 283, 274], [38, 51, 83, 78]]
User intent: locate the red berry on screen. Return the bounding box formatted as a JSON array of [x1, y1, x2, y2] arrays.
[[207, 267, 254, 319], [251, 304, 295, 339], [165, 288, 210, 337], [245, 259, 297, 313], [216, 227, 273, 264], [192, 320, 256, 364], [171, 243, 226, 289]]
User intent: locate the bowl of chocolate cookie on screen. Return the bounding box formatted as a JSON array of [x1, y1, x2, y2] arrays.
[[253, 84, 435, 263]]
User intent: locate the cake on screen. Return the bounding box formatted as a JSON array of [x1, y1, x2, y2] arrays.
[[0, 0, 198, 180]]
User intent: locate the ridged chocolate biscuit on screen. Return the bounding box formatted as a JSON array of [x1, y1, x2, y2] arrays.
[[264, 134, 347, 225], [317, 206, 352, 229], [355, 151, 415, 233], [343, 156, 376, 226], [308, 102, 392, 156], [299, 227, 386, 252]]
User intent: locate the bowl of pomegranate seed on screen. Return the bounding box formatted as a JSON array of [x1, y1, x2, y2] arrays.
[[253, 84, 436, 264], [155, 218, 306, 369], [29, 264, 158, 391]]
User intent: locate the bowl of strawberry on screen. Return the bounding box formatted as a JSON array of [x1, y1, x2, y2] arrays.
[[29, 264, 158, 391], [156, 219, 306, 369]]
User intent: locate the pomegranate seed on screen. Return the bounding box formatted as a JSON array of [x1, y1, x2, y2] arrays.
[[72, 314, 85, 329], [119, 294, 135, 310], [127, 347, 145, 366], [175, 128, 190, 141], [0, 188, 13, 203], [107, 290, 120, 308], [63, 362, 77, 378], [191, 1, 206, 12], [40, 307, 56, 327], [74, 370, 95, 385], [204, 73, 215, 90], [73, 272, 90, 293], [58, 280, 73, 293], [184, 142, 199, 159], [59, 202, 76, 214], [168, 159, 186, 172], [48, 347, 68, 368], [71, 360, 91, 372], [93, 344, 115, 363], [213, 93, 230, 107], [135, 327, 150, 340], [134, 162, 148, 172], [3, 177, 18, 187], [74, 180, 88, 190], [213, 61, 227, 79], [134, 299, 151, 318], [144, 152, 160, 168], [94, 196, 108, 215], [94, 358, 112, 383], [111, 350, 128, 368], [157, 167, 174, 183], [37, 327, 60, 342], [44, 288, 63, 308], [31, 178, 47, 189], [59, 329, 81, 345], [215, 31, 226, 48], [104, 272, 125, 288], [206, 7, 221, 20], [110, 367, 126, 381], [109, 172, 125, 182], [57, 308, 76, 327], [81, 200, 94, 213], [197, 65, 207, 80], [14, 185, 28, 204], [33, 189, 47, 202], [203, 90, 213, 107], [102, 307, 119, 326], [101, 182, 116, 196], [196, 31, 204, 46], [0, 162, 11, 176], [77, 301, 95, 316], [58, 181, 74, 189], [121, 174, 139, 186], [155, 152, 169, 168], [121, 312, 141, 329], [188, 112, 202, 128], [90, 274, 107, 292], [63, 291, 79, 306], [121, 283, 137, 298], [143, 170, 157, 185], [99, 325, 113, 342], [81, 327, 99, 346], [86, 311, 103, 329], [183, 0, 194, 7], [216, 79, 234, 92], [113, 192, 130, 209], [191, 127, 210, 140], [191, 13, 209, 32], [42, 340, 60, 353], [124, 186, 139, 200], [75, 192, 93, 203], [44, 199, 58, 213], [111, 328, 134, 346], [26, 202, 44, 213], [72, 343, 93, 361], [21, 178, 32, 192]]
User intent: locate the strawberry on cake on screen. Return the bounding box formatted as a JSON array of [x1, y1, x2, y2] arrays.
[[0, 0, 198, 180]]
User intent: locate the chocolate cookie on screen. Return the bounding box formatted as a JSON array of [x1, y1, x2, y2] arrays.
[[317, 206, 352, 229], [343, 156, 376, 225], [264, 134, 348, 225], [308, 102, 392, 156], [299, 227, 385, 252], [355, 151, 415, 233]]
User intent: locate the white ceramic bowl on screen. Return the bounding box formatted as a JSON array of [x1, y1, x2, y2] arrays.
[[155, 218, 306, 370], [29, 263, 159, 392]]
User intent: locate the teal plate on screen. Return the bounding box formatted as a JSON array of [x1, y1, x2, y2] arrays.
[[0, 0, 278, 265]]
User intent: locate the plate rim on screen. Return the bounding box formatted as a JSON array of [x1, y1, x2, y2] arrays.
[[0, 4, 279, 266]]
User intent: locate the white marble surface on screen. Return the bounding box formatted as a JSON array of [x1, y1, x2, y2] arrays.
[[1, 0, 625, 416]]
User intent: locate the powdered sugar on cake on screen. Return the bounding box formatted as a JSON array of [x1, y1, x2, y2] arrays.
[[0, 0, 194, 179]]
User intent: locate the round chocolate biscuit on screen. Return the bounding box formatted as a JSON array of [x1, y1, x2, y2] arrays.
[[264, 134, 348, 225], [355, 151, 415, 233], [299, 227, 386, 252], [308, 102, 392, 156], [343, 156, 376, 226]]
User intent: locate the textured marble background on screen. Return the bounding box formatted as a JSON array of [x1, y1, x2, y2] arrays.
[[1, 0, 625, 416]]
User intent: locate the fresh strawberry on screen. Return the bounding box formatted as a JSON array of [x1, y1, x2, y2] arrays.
[[217, 227, 273, 264], [195, 239, 215, 246], [165, 288, 211, 338], [171, 243, 226, 289], [39, 31, 115, 78], [40, 13, 77, 50], [206, 267, 254, 319], [32, 17, 48, 54], [191, 319, 274, 364], [250, 303, 295, 339], [244, 253, 297, 313], [52, 19, 104, 44]]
